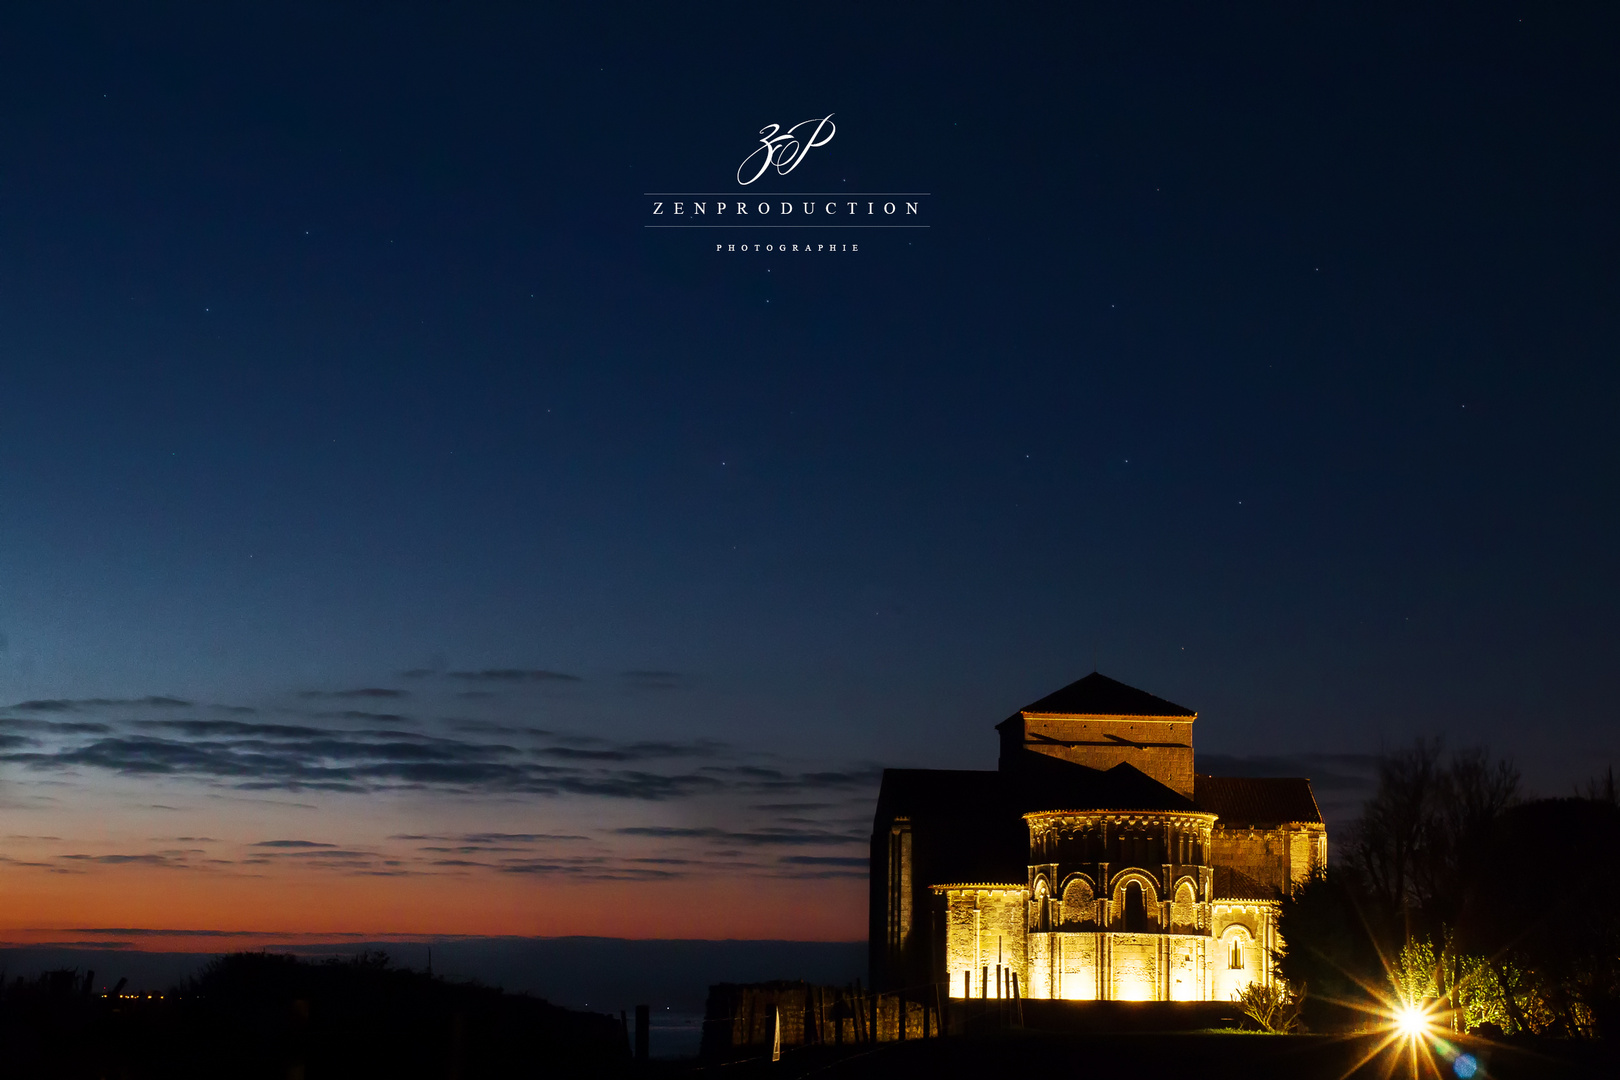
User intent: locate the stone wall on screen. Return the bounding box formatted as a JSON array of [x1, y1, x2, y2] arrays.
[[936, 885, 1029, 1000], [1014, 716, 1195, 797], [1022, 932, 1212, 1001], [1210, 823, 1325, 895], [1210, 902, 1276, 1003]]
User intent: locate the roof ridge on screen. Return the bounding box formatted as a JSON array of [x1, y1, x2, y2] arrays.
[[1017, 671, 1196, 718]]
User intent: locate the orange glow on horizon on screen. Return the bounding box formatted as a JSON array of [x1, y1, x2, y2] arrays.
[[0, 863, 866, 950]]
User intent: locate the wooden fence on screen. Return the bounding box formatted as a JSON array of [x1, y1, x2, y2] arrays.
[[700, 980, 942, 1060]]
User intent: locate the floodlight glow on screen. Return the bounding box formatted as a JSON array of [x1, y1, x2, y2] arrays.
[[1396, 1004, 1428, 1037]]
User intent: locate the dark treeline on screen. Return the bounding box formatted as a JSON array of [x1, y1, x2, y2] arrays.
[[1278, 742, 1620, 1039], [0, 950, 630, 1078]]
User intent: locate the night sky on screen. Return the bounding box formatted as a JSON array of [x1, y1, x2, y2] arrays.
[[1, 3, 1616, 949]]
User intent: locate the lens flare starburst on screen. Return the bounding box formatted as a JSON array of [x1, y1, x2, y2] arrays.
[[1395, 1003, 1430, 1038], [1297, 930, 1511, 1080]]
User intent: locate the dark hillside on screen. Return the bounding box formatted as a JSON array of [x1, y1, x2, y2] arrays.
[[0, 951, 629, 1079]]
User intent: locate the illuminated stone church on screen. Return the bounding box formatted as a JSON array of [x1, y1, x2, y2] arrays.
[[869, 673, 1326, 1003]]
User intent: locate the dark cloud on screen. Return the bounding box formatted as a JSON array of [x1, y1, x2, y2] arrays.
[[778, 855, 867, 867], [420, 845, 530, 854], [398, 668, 436, 679], [0, 855, 60, 868], [533, 739, 728, 763], [447, 669, 581, 683], [299, 688, 409, 700], [58, 853, 179, 866], [533, 747, 631, 761], [614, 825, 864, 847], [8, 697, 191, 712], [450, 721, 552, 736], [3, 711, 869, 808], [496, 860, 682, 881], [138, 719, 327, 738], [0, 718, 113, 735], [70, 927, 299, 937], [773, 866, 867, 879], [251, 840, 336, 848], [3, 730, 522, 794], [322, 711, 411, 723], [1, 730, 731, 799]]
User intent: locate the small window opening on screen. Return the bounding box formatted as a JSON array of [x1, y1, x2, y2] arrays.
[[1124, 882, 1147, 932], [1229, 939, 1244, 970]]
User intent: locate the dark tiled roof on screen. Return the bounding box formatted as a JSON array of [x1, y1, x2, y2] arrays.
[[1016, 672, 1196, 718], [1213, 866, 1276, 901], [1195, 775, 1324, 826], [878, 758, 1195, 819], [874, 758, 1199, 889], [1009, 754, 1198, 813]]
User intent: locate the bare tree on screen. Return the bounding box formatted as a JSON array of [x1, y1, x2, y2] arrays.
[[1341, 738, 1445, 941]]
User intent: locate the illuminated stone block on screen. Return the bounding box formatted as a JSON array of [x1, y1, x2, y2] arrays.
[[933, 884, 1028, 998]]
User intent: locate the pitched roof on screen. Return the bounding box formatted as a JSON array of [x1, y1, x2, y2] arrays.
[[1195, 775, 1323, 826], [1010, 754, 1198, 813], [874, 758, 1199, 894], [1015, 672, 1196, 718], [1213, 865, 1277, 901], [877, 757, 1196, 821]]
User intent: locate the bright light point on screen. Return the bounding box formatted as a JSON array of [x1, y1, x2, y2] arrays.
[[1397, 1004, 1427, 1036], [1452, 1054, 1478, 1079]]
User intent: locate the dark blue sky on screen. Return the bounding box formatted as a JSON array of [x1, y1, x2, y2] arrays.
[[0, 3, 1616, 939]]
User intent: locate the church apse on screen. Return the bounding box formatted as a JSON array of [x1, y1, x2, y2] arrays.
[[871, 672, 1327, 1005], [1017, 809, 1218, 1001]]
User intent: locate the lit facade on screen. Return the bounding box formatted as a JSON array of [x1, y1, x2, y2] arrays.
[[870, 673, 1326, 1004]]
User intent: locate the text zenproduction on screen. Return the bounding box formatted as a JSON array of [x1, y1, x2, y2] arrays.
[[652, 201, 920, 216]]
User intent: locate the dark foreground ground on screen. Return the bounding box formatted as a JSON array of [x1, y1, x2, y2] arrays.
[[0, 955, 631, 1079], [668, 1029, 1617, 1080]]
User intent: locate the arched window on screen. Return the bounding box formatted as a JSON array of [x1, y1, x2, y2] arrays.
[[1061, 878, 1093, 925], [1171, 881, 1198, 932], [1124, 881, 1147, 932]]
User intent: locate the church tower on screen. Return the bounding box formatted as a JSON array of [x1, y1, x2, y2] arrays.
[[996, 672, 1196, 798]]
